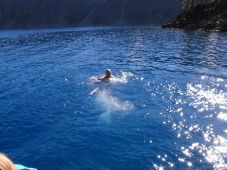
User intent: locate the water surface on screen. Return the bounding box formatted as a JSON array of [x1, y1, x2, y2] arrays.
[[0, 26, 227, 170]]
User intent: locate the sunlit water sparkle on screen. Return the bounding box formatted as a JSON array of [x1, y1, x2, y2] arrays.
[[0, 26, 226, 170]]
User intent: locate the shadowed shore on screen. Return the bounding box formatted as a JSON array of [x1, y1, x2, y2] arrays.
[[162, 0, 227, 32], [0, 0, 181, 29]]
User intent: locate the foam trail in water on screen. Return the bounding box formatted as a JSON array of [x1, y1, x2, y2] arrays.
[[91, 89, 134, 122], [90, 87, 100, 95]]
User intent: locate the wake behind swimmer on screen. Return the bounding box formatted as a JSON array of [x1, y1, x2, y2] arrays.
[[92, 88, 134, 122], [89, 69, 135, 122]]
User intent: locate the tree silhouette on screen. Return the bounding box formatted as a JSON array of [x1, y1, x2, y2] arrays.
[[182, 0, 194, 11]]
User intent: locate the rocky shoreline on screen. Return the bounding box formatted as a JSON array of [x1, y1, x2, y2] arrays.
[[162, 0, 227, 31]]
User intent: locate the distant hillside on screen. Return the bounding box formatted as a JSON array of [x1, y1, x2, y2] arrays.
[[162, 0, 227, 31], [0, 0, 181, 29]]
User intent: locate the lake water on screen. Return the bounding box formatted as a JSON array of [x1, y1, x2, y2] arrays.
[[0, 26, 226, 170]]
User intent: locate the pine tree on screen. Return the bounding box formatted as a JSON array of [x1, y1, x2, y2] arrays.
[[188, 0, 194, 9], [182, 0, 194, 11], [182, 0, 187, 11]]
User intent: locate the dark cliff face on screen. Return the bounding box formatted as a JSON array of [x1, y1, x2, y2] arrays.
[[0, 0, 181, 29], [162, 0, 227, 31]]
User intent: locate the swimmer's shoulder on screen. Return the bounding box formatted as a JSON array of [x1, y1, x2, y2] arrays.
[[101, 78, 110, 83]]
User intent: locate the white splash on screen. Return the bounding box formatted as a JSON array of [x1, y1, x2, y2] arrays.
[[113, 71, 134, 83], [91, 88, 134, 122]]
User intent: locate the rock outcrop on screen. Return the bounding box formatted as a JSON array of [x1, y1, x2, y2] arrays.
[[162, 0, 227, 31]]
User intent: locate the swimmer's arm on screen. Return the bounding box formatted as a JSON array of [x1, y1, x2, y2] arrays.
[[97, 77, 103, 80], [97, 75, 108, 80]]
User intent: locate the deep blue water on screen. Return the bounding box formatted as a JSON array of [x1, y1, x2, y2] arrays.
[[0, 26, 227, 170]]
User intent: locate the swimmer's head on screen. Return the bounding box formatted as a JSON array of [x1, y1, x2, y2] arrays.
[[105, 69, 112, 78], [0, 153, 16, 170]]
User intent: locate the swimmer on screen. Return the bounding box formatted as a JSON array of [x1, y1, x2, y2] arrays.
[[97, 69, 114, 83]]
